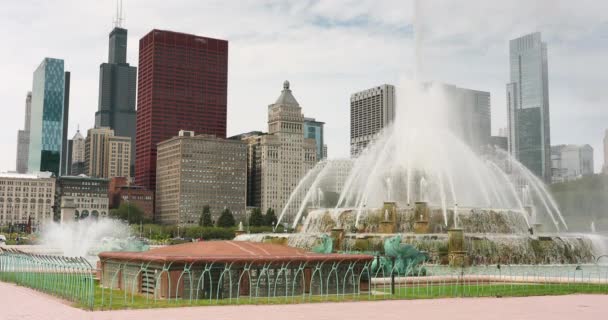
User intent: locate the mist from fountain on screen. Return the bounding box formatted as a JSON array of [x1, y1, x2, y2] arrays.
[[276, 81, 567, 233], [41, 218, 134, 258]]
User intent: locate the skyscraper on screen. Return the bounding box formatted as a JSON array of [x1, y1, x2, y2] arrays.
[[241, 81, 317, 220], [16, 92, 32, 173], [135, 30, 228, 190], [304, 117, 325, 161], [28, 58, 70, 177], [507, 32, 551, 182], [350, 84, 395, 157], [94, 26, 137, 174]]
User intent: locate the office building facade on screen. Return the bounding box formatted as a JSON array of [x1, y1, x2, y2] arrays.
[[85, 127, 131, 179], [136, 30, 228, 191], [156, 131, 247, 225], [94, 27, 137, 173], [507, 32, 551, 182], [0, 172, 55, 229], [350, 84, 395, 157], [56, 176, 109, 220]]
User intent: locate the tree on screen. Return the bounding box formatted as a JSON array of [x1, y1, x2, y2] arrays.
[[248, 208, 264, 227], [109, 202, 145, 224], [199, 205, 213, 227], [216, 208, 236, 228], [264, 208, 277, 227]]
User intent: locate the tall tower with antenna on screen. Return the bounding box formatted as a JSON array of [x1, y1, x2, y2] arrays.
[[95, 0, 137, 176]]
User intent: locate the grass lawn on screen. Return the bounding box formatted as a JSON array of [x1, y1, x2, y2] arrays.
[[80, 281, 608, 310]]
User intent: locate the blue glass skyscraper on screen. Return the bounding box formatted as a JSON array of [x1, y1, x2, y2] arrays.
[[28, 58, 69, 176], [507, 32, 551, 183]]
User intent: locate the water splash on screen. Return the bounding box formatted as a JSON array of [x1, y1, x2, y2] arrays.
[[41, 218, 132, 257]]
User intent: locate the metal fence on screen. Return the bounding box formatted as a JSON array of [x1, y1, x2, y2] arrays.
[[1, 249, 608, 311], [0, 249, 95, 309]]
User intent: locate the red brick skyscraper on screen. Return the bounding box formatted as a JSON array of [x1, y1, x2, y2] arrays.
[[135, 30, 228, 190]]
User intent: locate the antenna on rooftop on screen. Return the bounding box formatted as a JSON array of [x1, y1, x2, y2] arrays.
[[113, 0, 125, 28]]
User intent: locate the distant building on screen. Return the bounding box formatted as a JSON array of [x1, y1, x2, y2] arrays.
[[304, 118, 325, 160], [0, 172, 55, 230], [94, 27, 137, 174], [603, 130, 608, 174], [135, 30, 228, 191], [28, 58, 70, 177], [16, 92, 32, 174], [56, 175, 109, 221], [241, 81, 317, 219], [156, 131, 247, 225], [84, 127, 131, 179], [507, 32, 551, 183], [490, 136, 508, 151], [108, 177, 154, 221], [431, 83, 491, 152], [350, 84, 395, 157], [70, 129, 86, 175], [551, 144, 594, 183]]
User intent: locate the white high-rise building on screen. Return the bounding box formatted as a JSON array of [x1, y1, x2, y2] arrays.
[[350, 84, 395, 157], [15, 92, 32, 174]]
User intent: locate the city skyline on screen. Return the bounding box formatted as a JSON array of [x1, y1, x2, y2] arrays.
[[0, 1, 607, 172]]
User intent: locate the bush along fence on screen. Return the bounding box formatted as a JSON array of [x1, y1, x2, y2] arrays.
[[1, 250, 608, 310], [0, 248, 95, 309]]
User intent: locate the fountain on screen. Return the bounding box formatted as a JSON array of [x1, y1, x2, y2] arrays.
[[8, 217, 150, 263], [236, 81, 608, 265]]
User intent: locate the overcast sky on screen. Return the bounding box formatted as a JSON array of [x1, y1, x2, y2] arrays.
[[0, 0, 606, 172]]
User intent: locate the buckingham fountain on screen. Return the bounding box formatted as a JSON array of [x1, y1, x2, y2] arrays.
[[236, 82, 607, 267]]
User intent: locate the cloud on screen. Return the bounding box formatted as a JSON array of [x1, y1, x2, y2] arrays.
[[0, 0, 606, 173]]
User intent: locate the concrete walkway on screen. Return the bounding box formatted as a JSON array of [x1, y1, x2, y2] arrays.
[[1, 281, 606, 320]]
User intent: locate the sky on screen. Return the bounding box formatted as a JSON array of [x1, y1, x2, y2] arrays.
[[0, 0, 606, 172]]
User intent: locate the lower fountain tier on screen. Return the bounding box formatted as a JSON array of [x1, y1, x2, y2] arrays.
[[235, 232, 606, 265]]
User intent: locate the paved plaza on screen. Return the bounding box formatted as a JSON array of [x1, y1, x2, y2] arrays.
[[1, 281, 607, 320]]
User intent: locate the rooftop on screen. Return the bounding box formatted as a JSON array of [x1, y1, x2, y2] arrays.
[[99, 240, 373, 264], [0, 172, 53, 179]]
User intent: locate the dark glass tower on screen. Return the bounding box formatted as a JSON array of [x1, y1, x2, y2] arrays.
[[94, 27, 137, 175]]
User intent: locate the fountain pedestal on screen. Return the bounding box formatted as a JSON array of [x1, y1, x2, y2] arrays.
[[379, 202, 397, 234], [533, 223, 543, 234], [330, 228, 345, 252], [414, 202, 430, 234], [448, 229, 468, 267]]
